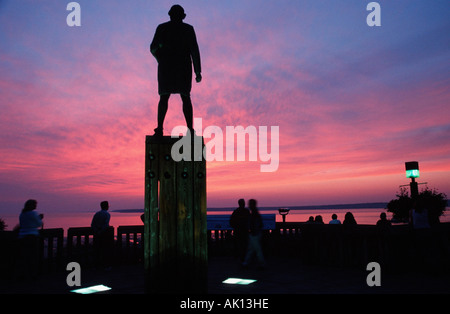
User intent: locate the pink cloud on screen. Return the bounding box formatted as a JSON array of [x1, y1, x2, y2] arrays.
[[1, 2, 449, 214]]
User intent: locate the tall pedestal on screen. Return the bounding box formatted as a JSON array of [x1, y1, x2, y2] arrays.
[[144, 135, 207, 293]]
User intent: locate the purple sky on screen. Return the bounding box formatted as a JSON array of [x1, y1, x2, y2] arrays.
[[1, 0, 449, 215]]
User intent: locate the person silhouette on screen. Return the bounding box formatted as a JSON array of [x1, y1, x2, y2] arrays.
[[17, 199, 43, 280], [242, 199, 265, 269], [343, 211, 357, 225], [150, 4, 202, 136], [314, 215, 324, 224], [376, 212, 391, 229], [329, 213, 341, 224], [229, 199, 250, 262], [91, 201, 113, 269]]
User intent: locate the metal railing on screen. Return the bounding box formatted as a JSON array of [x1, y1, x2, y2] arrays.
[[1, 222, 449, 273]]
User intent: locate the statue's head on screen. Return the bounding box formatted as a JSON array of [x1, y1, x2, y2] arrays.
[[169, 4, 186, 21]]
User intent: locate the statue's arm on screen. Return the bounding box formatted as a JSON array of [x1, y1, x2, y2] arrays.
[[150, 26, 163, 61], [190, 27, 202, 82]]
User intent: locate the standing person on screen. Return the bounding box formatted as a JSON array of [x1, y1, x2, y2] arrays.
[[150, 4, 202, 136], [229, 199, 250, 262], [242, 199, 265, 269], [376, 212, 392, 266], [17, 199, 43, 280], [91, 201, 113, 270]]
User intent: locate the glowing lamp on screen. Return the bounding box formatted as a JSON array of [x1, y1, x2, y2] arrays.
[[70, 284, 112, 294], [222, 278, 257, 285], [405, 161, 420, 199], [405, 161, 419, 178]]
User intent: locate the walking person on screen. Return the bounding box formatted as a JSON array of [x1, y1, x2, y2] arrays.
[[242, 199, 265, 269]]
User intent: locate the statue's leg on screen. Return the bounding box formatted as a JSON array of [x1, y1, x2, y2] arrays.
[[181, 94, 193, 131], [155, 94, 170, 135]]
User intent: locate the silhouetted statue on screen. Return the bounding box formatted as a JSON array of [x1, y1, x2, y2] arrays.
[[150, 4, 202, 136]]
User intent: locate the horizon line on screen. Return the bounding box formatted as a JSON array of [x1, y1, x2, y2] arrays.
[[112, 201, 391, 213]]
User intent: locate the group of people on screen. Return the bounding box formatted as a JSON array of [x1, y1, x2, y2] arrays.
[[17, 199, 112, 235], [229, 199, 266, 269], [305, 211, 393, 229], [305, 212, 358, 225], [14, 199, 112, 280]]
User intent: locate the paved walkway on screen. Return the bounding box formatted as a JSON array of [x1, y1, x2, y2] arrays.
[[2, 256, 449, 295], [208, 256, 450, 294]]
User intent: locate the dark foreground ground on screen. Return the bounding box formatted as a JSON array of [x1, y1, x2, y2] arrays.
[[1, 256, 448, 313], [2, 255, 449, 295]]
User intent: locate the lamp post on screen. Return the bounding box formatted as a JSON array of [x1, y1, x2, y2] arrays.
[[278, 208, 290, 223], [405, 161, 419, 199]]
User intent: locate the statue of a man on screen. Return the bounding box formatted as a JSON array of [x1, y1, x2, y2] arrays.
[[150, 5, 202, 136]]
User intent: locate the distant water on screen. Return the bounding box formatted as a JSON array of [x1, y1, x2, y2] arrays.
[[2, 203, 449, 232]]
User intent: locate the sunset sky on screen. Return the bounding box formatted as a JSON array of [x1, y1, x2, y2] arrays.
[[1, 0, 449, 215]]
